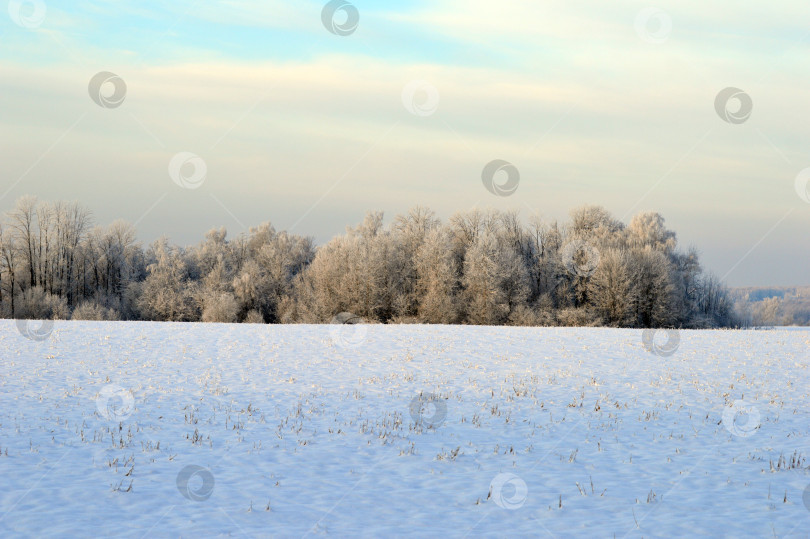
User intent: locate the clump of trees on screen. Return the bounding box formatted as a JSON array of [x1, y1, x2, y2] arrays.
[[732, 289, 810, 327], [0, 196, 739, 327]]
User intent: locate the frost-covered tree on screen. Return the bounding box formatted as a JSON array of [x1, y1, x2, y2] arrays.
[[7, 195, 38, 289], [415, 228, 458, 324], [16, 286, 69, 320], [626, 212, 677, 253], [82, 220, 140, 316], [201, 292, 239, 323], [569, 205, 624, 247], [390, 206, 439, 319], [258, 231, 315, 322], [629, 247, 675, 327], [295, 212, 390, 321], [525, 214, 564, 307], [137, 238, 196, 321], [462, 231, 509, 325], [588, 249, 632, 326], [71, 300, 120, 321]]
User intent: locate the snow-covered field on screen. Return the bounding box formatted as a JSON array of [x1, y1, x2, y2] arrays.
[[1, 321, 809, 538]]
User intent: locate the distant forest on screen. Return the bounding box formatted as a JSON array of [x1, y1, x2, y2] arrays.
[[0, 196, 749, 327], [731, 286, 810, 326]]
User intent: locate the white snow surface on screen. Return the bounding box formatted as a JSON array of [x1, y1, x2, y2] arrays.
[[1, 321, 810, 538]]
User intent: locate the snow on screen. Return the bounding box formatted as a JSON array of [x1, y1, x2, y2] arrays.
[[1, 321, 809, 537]]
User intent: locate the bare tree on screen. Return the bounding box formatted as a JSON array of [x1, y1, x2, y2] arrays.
[[7, 196, 38, 289], [0, 223, 20, 316]]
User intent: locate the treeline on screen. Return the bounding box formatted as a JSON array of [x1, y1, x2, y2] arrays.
[[731, 287, 810, 326], [0, 196, 738, 327]]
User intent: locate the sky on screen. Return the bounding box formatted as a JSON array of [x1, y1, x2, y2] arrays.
[[1, 0, 809, 287]]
